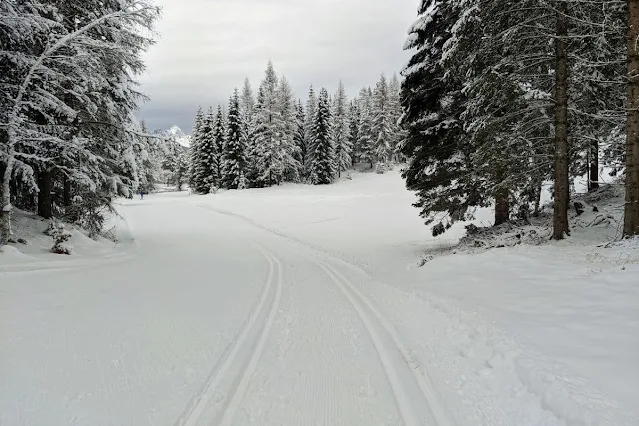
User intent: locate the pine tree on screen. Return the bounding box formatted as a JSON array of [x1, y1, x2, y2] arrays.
[[310, 88, 336, 184], [192, 107, 216, 193], [213, 105, 226, 187], [253, 61, 284, 186], [388, 73, 405, 162], [333, 80, 352, 177], [293, 100, 306, 178], [357, 87, 375, 167], [348, 100, 361, 163], [401, 0, 483, 234], [188, 107, 205, 191], [223, 89, 247, 189], [303, 86, 318, 177], [372, 74, 393, 167], [276, 76, 302, 182]]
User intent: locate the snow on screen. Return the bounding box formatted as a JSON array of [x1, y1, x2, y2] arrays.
[[1, 171, 637, 425]]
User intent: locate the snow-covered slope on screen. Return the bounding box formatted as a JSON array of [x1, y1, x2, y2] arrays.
[[165, 125, 191, 147], [1, 171, 636, 425]]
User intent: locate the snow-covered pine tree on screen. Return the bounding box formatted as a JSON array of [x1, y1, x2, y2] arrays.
[[372, 74, 393, 168], [356, 87, 375, 167], [192, 107, 216, 193], [388, 73, 405, 162], [188, 107, 205, 190], [348, 100, 361, 163], [253, 61, 285, 186], [332, 80, 352, 177], [303, 86, 318, 178], [310, 88, 336, 184], [223, 89, 247, 189], [293, 100, 306, 178], [276, 77, 302, 182], [0, 0, 159, 244], [401, 0, 483, 235], [213, 105, 226, 187]]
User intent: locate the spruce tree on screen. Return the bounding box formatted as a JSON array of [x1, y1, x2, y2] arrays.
[[401, 0, 483, 234], [293, 100, 306, 178], [333, 80, 352, 177], [357, 87, 375, 167], [188, 107, 205, 191], [303, 86, 318, 177], [276, 77, 302, 182], [372, 74, 393, 167], [213, 105, 226, 186], [193, 107, 216, 193], [223, 89, 247, 189], [253, 61, 284, 185], [310, 88, 336, 184]]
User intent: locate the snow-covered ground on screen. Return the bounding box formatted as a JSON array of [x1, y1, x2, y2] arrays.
[[1, 171, 637, 425]]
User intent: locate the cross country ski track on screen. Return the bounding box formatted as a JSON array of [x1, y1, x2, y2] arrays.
[[175, 245, 283, 426], [194, 204, 454, 426]]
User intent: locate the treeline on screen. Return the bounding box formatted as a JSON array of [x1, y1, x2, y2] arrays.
[[187, 61, 404, 193], [0, 0, 160, 244], [401, 0, 639, 239]]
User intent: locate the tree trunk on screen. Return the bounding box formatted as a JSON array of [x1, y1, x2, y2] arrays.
[[625, 0, 639, 236], [63, 175, 72, 207], [588, 139, 599, 192], [494, 186, 510, 226], [38, 169, 53, 219], [552, 2, 571, 240], [533, 180, 542, 217]]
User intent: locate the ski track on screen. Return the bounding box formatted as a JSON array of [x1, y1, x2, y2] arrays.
[[175, 245, 283, 426], [316, 259, 454, 426], [198, 204, 454, 425]]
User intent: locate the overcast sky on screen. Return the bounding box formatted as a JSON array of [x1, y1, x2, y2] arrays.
[[137, 0, 419, 133]]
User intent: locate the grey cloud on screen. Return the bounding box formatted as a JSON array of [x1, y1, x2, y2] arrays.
[[138, 0, 418, 132]]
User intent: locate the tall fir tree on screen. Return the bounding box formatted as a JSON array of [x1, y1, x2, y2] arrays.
[[193, 107, 217, 193], [310, 88, 336, 184], [293, 100, 306, 178], [372, 74, 393, 167], [213, 105, 226, 186], [332, 80, 352, 177], [253, 61, 285, 185], [303, 86, 318, 177], [400, 0, 483, 235], [356, 87, 375, 167], [188, 107, 205, 191], [223, 89, 247, 189]]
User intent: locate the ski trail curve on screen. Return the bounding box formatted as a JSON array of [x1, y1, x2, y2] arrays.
[[217, 248, 283, 426], [317, 259, 454, 426], [175, 244, 282, 426]]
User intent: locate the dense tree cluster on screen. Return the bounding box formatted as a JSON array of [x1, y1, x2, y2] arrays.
[[0, 0, 161, 245], [187, 61, 404, 192], [401, 0, 639, 238]]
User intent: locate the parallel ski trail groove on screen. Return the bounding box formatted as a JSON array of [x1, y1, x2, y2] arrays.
[[317, 259, 454, 426], [217, 249, 283, 426], [175, 244, 281, 426]]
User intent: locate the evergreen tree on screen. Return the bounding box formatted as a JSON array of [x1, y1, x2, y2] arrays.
[[333, 80, 352, 177], [223, 89, 247, 189], [192, 107, 216, 193], [188, 107, 205, 191], [293, 100, 306, 178], [400, 0, 483, 235], [310, 88, 336, 184], [276, 76, 302, 182], [348, 100, 361, 163], [213, 105, 226, 186], [372, 74, 393, 166], [303, 86, 318, 176], [253, 61, 284, 185], [356, 87, 375, 167]]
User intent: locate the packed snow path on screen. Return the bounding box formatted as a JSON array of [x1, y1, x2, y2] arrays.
[[2, 180, 637, 425], [2, 198, 452, 425]]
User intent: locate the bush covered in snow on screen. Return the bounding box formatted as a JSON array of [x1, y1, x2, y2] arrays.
[[49, 222, 73, 255]]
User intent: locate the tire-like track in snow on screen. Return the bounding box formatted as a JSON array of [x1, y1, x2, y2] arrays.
[[316, 259, 454, 426], [175, 245, 283, 426]]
